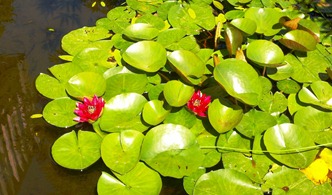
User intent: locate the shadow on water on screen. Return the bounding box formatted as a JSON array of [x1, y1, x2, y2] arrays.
[[0, 0, 187, 194]]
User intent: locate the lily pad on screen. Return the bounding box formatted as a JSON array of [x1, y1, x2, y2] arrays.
[[213, 59, 263, 105], [167, 50, 205, 85], [61, 26, 112, 55], [263, 123, 318, 168], [193, 169, 261, 195], [224, 23, 243, 56], [66, 72, 106, 100], [123, 23, 159, 41], [123, 41, 167, 73], [298, 81, 332, 110], [42, 97, 78, 128], [99, 93, 149, 132], [35, 73, 67, 99], [97, 162, 162, 195], [230, 18, 257, 35], [140, 124, 204, 178], [246, 40, 285, 67], [279, 30, 317, 52], [163, 80, 194, 107], [101, 130, 144, 174], [276, 79, 301, 94], [294, 106, 332, 132], [142, 100, 171, 125], [52, 130, 102, 170], [244, 7, 282, 36], [208, 98, 243, 133]]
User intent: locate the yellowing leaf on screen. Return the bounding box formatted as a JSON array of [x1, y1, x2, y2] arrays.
[[319, 148, 332, 170], [188, 8, 196, 19], [301, 158, 329, 185]]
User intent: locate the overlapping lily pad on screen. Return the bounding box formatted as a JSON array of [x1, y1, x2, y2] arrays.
[[213, 59, 263, 105], [52, 130, 102, 170]]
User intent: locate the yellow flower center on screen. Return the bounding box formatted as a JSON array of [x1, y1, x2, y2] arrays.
[[193, 99, 201, 107], [88, 105, 96, 114]]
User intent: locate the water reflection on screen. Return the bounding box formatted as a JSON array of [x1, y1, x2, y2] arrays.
[[0, 0, 123, 194]]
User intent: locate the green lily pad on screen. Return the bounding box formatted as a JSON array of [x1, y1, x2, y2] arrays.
[[263, 123, 318, 168], [266, 62, 294, 81], [236, 109, 277, 138], [35, 73, 67, 99], [97, 162, 162, 195], [294, 106, 332, 132], [167, 50, 205, 85], [104, 71, 148, 100], [230, 18, 257, 35], [262, 166, 315, 194], [213, 58, 263, 105], [197, 133, 221, 168], [258, 92, 288, 115], [123, 41, 167, 73], [48, 62, 83, 83], [279, 30, 317, 52], [61, 26, 112, 55], [276, 79, 301, 94], [106, 6, 136, 34], [183, 167, 206, 195], [193, 169, 261, 195], [101, 130, 144, 174], [163, 107, 197, 129], [163, 80, 194, 107], [208, 98, 243, 133], [244, 7, 282, 36], [298, 81, 332, 110], [142, 100, 171, 125], [224, 23, 243, 56], [123, 23, 159, 41], [140, 124, 204, 178], [52, 130, 102, 170], [99, 93, 149, 132], [246, 40, 285, 67], [42, 97, 78, 128], [66, 72, 106, 100], [72, 47, 116, 72]]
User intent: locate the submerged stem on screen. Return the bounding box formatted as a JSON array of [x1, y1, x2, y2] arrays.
[[200, 142, 332, 155]]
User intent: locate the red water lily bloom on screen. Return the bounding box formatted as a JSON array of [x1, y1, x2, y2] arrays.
[[74, 95, 105, 123], [187, 90, 211, 117]]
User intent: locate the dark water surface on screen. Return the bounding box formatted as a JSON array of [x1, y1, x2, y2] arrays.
[[0, 1, 186, 195]]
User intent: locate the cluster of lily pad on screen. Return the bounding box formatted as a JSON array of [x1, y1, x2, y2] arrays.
[[35, 0, 332, 194]]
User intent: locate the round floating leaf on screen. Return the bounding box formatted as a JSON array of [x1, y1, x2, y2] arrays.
[[123, 41, 167, 72], [183, 167, 206, 195], [208, 98, 243, 133], [167, 50, 205, 85], [99, 93, 149, 132], [35, 73, 67, 99], [224, 23, 243, 56], [72, 47, 116, 71], [97, 162, 162, 195], [263, 123, 317, 168], [197, 133, 221, 168], [276, 79, 301, 94], [193, 169, 261, 195], [163, 80, 195, 107], [141, 124, 204, 178], [298, 81, 332, 110], [246, 40, 285, 67], [123, 23, 159, 41], [163, 107, 197, 129], [101, 130, 144, 174], [42, 97, 78, 128], [52, 130, 102, 170], [298, 19, 320, 42], [236, 109, 277, 138], [267, 62, 294, 81], [61, 26, 112, 55], [66, 72, 106, 100], [230, 18, 257, 35], [104, 72, 148, 100], [213, 59, 263, 105], [142, 100, 171, 125], [48, 62, 83, 83], [279, 30, 317, 52], [294, 106, 332, 132], [244, 7, 282, 36], [258, 92, 288, 115]]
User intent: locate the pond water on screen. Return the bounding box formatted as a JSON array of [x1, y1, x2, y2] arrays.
[[0, 0, 185, 194]]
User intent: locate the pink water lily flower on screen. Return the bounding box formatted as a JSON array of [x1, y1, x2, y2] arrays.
[[187, 90, 211, 117], [74, 95, 105, 123]]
